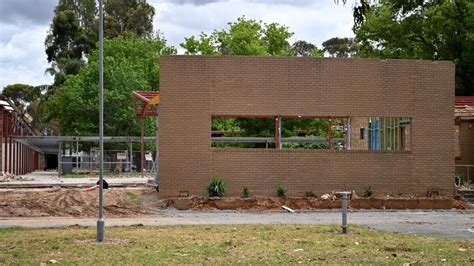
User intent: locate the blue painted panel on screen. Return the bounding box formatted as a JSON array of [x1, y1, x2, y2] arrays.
[[369, 121, 380, 150]]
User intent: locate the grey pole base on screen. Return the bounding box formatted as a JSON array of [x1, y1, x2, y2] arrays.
[[97, 219, 105, 242], [337, 191, 351, 234]]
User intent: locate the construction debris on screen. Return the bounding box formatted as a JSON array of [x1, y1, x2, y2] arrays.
[[0, 173, 34, 182], [282, 205, 295, 213], [320, 194, 335, 200]]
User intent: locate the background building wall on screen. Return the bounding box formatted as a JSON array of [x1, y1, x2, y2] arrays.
[[349, 117, 368, 150], [457, 121, 474, 165], [159, 56, 454, 196], [456, 121, 474, 182]]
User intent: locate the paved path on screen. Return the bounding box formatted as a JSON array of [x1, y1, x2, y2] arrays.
[[1, 210, 473, 240]]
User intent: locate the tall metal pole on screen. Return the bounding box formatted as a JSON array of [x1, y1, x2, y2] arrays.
[[97, 0, 105, 242]]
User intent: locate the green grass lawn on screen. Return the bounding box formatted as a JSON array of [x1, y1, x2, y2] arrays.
[[0, 225, 472, 264]]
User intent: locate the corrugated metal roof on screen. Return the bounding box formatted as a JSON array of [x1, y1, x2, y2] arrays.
[[132, 91, 159, 116], [455, 96, 474, 120], [455, 96, 474, 107]]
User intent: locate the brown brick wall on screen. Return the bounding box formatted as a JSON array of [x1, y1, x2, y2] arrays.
[[159, 56, 455, 196]]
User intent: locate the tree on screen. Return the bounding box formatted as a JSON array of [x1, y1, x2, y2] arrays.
[[45, 0, 155, 86], [45, 9, 88, 75], [182, 17, 331, 140], [334, 0, 374, 29], [292, 40, 324, 57], [2, 84, 41, 111], [44, 36, 176, 136], [45, 0, 97, 75], [354, 0, 474, 95], [105, 0, 155, 38], [181, 17, 294, 56], [2, 84, 57, 135], [322, 37, 359, 58]]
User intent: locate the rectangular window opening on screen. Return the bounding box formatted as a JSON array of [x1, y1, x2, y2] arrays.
[[350, 117, 411, 151], [211, 116, 276, 149], [211, 116, 348, 150], [281, 117, 347, 150]]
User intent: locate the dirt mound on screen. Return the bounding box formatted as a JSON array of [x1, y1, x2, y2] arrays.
[[161, 197, 341, 210], [159, 196, 470, 211], [0, 189, 469, 218], [0, 188, 150, 217]]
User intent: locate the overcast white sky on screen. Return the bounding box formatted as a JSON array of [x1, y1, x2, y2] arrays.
[[0, 0, 354, 90]]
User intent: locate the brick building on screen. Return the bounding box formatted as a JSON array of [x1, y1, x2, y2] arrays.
[[1, 95, 42, 176], [158, 56, 454, 197], [455, 96, 474, 183]]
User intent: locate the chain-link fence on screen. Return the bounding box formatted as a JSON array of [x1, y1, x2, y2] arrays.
[[61, 149, 155, 177]]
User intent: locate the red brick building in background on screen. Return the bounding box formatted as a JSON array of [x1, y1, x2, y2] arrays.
[[455, 96, 474, 183], [158, 56, 454, 197], [1, 95, 42, 176]]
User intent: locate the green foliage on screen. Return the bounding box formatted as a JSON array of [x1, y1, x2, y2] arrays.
[[207, 177, 226, 197], [45, 0, 97, 74], [181, 33, 220, 55], [282, 142, 328, 150], [335, 0, 372, 30], [211, 117, 240, 131], [45, 0, 156, 87], [44, 36, 176, 136], [190, 18, 325, 138], [2, 84, 41, 111], [181, 16, 294, 56], [455, 172, 464, 187], [455, 172, 471, 187], [241, 186, 251, 198], [276, 184, 287, 197], [322, 37, 359, 58], [354, 0, 474, 95], [304, 190, 316, 198], [292, 40, 321, 57], [463, 179, 472, 187], [363, 186, 374, 198], [2, 84, 56, 134], [211, 117, 347, 149], [104, 0, 155, 38]]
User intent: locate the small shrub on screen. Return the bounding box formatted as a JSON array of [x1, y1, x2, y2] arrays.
[[207, 177, 225, 197], [304, 191, 316, 198], [241, 186, 251, 198], [363, 186, 374, 198], [276, 184, 287, 197], [463, 178, 472, 187], [455, 172, 464, 187]]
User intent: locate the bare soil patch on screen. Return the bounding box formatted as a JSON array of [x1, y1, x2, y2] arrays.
[[0, 188, 469, 218], [159, 196, 470, 211], [0, 188, 151, 217]]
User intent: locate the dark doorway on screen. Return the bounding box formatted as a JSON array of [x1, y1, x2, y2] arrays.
[[45, 154, 58, 170]]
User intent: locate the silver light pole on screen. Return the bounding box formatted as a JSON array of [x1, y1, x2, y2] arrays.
[[97, 0, 105, 242]]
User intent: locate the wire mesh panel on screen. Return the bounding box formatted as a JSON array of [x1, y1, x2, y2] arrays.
[[61, 149, 155, 177]]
